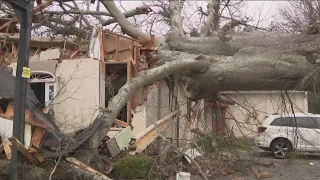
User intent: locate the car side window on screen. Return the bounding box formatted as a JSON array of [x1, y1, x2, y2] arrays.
[[295, 117, 318, 129], [270, 117, 293, 126], [270, 117, 319, 129]]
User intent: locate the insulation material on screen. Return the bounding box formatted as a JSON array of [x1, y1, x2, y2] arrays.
[[114, 126, 132, 150], [0, 117, 32, 148]]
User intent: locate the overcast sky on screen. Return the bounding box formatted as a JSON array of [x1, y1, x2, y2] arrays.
[[47, 1, 288, 36]]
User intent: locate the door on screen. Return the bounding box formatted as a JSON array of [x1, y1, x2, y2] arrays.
[[212, 106, 226, 136], [294, 117, 319, 152]]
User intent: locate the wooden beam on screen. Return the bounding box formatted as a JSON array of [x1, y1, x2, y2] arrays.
[[8, 137, 37, 163], [34, 47, 41, 55], [131, 110, 179, 154], [31, 127, 47, 148], [28, 146, 56, 172], [66, 157, 113, 180], [115, 35, 119, 61], [68, 48, 79, 59], [0, 33, 79, 49], [0, 0, 53, 32], [3, 102, 52, 129], [115, 119, 128, 128], [127, 61, 132, 125], [0, 144, 3, 154], [3, 140, 12, 160]]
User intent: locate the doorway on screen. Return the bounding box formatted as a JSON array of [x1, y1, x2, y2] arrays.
[[30, 82, 45, 108]]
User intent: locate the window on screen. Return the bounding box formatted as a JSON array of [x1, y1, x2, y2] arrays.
[[270, 117, 293, 126], [295, 117, 318, 129], [271, 117, 319, 129]]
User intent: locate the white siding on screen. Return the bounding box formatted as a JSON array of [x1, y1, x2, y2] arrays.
[[225, 91, 307, 138], [53, 58, 101, 134]]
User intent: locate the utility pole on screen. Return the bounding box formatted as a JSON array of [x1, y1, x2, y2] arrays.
[[6, 0, 34, 179]]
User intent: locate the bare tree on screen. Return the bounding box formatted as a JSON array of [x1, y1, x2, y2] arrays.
[[278, 0, 320, 34]]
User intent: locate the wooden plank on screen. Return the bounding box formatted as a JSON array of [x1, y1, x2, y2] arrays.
[[31, 127, 47, 148], [8, 137, 37, 163], [70, 48, 80, 58], [5, 102, 14, 118], [28, 146, 55, 172], [131, 110, 178, 154], [0, 144, 4, 154], [115, 119, 128, 127], [0, 33, 79, 49], [127, 61, 132, 125], [252, 166, 261, 179], [3, 140, 11, 160], [0, 0, 53, 32], [4, 102, 52, 129], [115, 35, 120, 61], [29, 147, 45, 163], [34, 47, 41, 55], [251, 166, 273, 179], [66, 157, 113, 180]]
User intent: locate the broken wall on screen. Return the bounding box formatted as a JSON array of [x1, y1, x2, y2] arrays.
[[144, 80, 195, 146], [225, 91, 308, 138], [53, 58, 101, 134]]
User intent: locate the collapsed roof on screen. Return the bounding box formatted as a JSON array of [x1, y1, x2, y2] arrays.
[[0, 66, 39, 108]]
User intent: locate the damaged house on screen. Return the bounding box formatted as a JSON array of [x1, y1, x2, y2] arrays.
[[3, 28, 315, 158]]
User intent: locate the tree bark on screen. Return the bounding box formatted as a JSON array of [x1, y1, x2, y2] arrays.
[[158, 31, 320, 99], [100, 0, 151, 42]]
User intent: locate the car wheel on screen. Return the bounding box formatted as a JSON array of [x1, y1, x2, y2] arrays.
[[270, 139, 292, 159]]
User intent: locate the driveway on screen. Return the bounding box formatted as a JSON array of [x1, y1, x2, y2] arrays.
[[224, 148, 320, 180]]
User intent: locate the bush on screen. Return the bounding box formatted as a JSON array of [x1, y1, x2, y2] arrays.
[[112, 155, 154, 179]]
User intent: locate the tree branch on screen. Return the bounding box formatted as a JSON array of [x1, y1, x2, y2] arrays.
[[100, 0, 151, 42], [76, 56, 210, 163], [168, 0, 184, 36], [102, 6, 152, 26], [201, 0, 221, 37]]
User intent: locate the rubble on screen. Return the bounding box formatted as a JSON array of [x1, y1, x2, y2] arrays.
[[184, 148, 202, 164], [39, 48, 61, 61], [176, 172, 191, 180], [252, 166, 273, 179]]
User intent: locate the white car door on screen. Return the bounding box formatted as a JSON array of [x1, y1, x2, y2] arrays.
[[294, 117, 319, 152]]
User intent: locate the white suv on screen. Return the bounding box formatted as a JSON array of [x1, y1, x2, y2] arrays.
[[255, 113, 320, 158]]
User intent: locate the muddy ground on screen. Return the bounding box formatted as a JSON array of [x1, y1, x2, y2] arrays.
[[223, 147, 320, 180], [186, 147, 320, 180]]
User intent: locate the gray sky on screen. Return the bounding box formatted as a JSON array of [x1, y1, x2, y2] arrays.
[[48, 1, 287, 35]]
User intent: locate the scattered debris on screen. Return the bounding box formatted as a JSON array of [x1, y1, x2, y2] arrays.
[[39, 48, 61, 61], [252, 166, 273, 179], [184, 148, 202, 164], [130, 110, 179, 154], [66, 157, 112, 180], [176, 172, 191, 180]]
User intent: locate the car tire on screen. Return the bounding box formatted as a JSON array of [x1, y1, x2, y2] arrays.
[[270, 138, 292, 159]]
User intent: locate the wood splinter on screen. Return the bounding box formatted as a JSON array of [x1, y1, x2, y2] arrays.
[[252, 166, 273, 179], [66, 157, 113, 180]]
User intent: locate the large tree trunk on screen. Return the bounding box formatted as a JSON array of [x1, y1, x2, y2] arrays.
[[76, 57, 209, 163], [159, 32, 320, 100]]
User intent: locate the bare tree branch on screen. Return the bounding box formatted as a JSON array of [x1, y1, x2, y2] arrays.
[[168, 0, 185, 36], [100, 0, 151, 42], [76, 55, 210, 163], [201, 0, 221, 37]]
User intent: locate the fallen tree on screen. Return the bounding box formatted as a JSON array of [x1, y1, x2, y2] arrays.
[[73, 0, 320, 164], [1, 0, 320, 177]]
